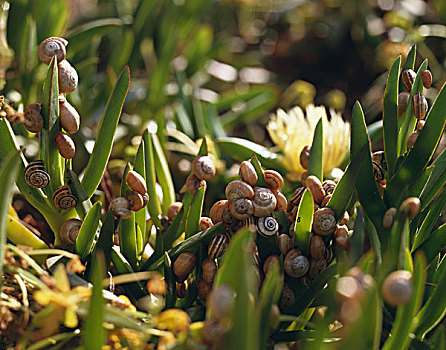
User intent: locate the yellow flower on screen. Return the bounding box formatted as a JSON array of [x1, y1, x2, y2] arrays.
[[267, 104, 350, 181]]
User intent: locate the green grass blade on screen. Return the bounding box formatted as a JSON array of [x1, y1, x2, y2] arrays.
[[293, 189, 313, 256], [0, 151, 21, 289], [250, 154, 268, 187], [217, 137, 286, 172], [133, 140, 147, 251], [81, 66, 130, 199], [163, 253, 176, 309], [420, 147, 446, 210], [383, 56, 401, 175], [152, 132, 175, 212], [408, 166, 433, 198], [308, 118, 323, 181], [349, 207, 365, 266], [185, 186, 205, 238], [197, 137, 208, 156], [82, 252, 105, 349], [75, 201, 102, 262], [93, 211, 116, 268], [163, 207, 185, 249], [382, 253, 426, 350], [142, 130, 162, 229], [415, 223, 446, 264]]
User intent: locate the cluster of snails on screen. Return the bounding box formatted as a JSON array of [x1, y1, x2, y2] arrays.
[[398, 68, 432, 151], [109, 170, 149, 219], [23, 37, 79, 157]]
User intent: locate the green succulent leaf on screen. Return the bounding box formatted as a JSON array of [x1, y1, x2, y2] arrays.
[[420, 147, 446, 210], [293, 189, 313, 256], [185, 186, 205, 238], [133, 139, 147, 251], [415, 223, 446, 264], [93, 210, 116, 268], [308, 118, 323, 181], [75, 201, 102, 262], [250, 153, 267, 187]]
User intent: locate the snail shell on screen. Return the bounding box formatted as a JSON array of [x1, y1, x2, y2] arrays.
[[322, 180, 337, 196], [59, 96, 80, 134], [109, 197, 131, 219], [400, 197, 420, 218], [207, 284, 235, 320], [197, 278, 212, 300], [372, 151, 386, 168], [52, 185, 77, 210], [252, 187, 277, 217], [208, 233, 229, 259], [239, 160, 258, 186], [310, 235, 326, 260], [176, 282, 187, 298], [325, 247, 333, 264], [383, 207, 397, 228], [382, 270, 413, 306], [407, 131, 418, 151], [301, 171, 308, 187], [225, 180, 254, 201], [300, 145, 311, 170], [417, 120, 425, 131], [412, 92, 428, 120], [185, 174, 206, 195], [306, 175, 325, 204], [321, 194, 332, 208], [209, 200, 229, 224], [277, 234, 293, 255], [202, 258, 217, 284], [339, 211, 350, 226], [126, 170, 147, 196], [280, 284, 295, 310], [308, 258, 327, 279], [23, 104, 43, 133], [397, 91, 410, 118], [60, 218, 82, 247], [200, 217, 214, 231], [57, 60, 78, 94], [401, 69, 416, 92], [334, 225, 349, 250], [312, 208, 336, 236], [229, 198, 254, 220], [284, 249, 310, 278], [192, 155, 216, 181], [372, 161, 385, 182], [54, 131, 75, 159], [202, 319, 227, 345], [125, 189, 146, 212], [167, 202, 182, 221], [173, 251, 196, 277], [38, 37, 67, 64], [257, 216, 278, 237], [264, 170, 284, 190], [336, 276, 363, 301], [263, 255, 280, 275], [222, 207, 239, 228], [24, 160, 50, 188], [273, 190, 287, 212], [421, 70, 432, 89]]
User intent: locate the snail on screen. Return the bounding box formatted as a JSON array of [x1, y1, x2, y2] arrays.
[[397, 91, 410, 118], [202, 319, 227, 345], [306, 175, 325, 204], [252, 187, 277, 217], [308, 258, 327, 279], [372, 151, 386, 169], [277, 234, 293, 255], [299, 145, 311, 170], [312, 208, 336, 236], [209, 200, 229, 224], [206, 284, 235, 320], [221, 207, 239, 228], [53, 185, 77, 210], [225, 180, 254, 201], [54, 131, 75, 159], [334, 225, 349, 250], [197, 278, 212, 300], [273, 190, 287, 212], [263, 255, 280, 275], [372, 161, 385, 183], [421, 70, 432, 89], [229, 198, 254, 220], [412, 92, 428, 120], [301, 171, 308, 187], [339, 211, 350, 226], [199, 217, 214, 231], [202, 258, 217, 284], [59, 96, 80, 133], [38, 37, 67, 64], [321, 194, 332, 207], [208, 233, 230, 259], [125, 189, 147, 212], [185, 174, 206, 195], [60, 218, 82, 247], [264, 170, 284, 190], [57, 60, 78, 94], [192, 155, 216, 181], [401, 69, 416, 91], [407, 131, 418, 151], [382, 270, 413, 306], [336, 276, 363, 301], [23, 104, 43, 133], [417, 120, 425, 131], [239, 160, 257, 186], [167, 202, 182, 221], [284, 249, 310, 278], [24, 160, 50, 188], [257, 216, 278, 237], [280, 284, 295, 310], [309, 235, 326, 260], [400, 197, 420, 218], [322, 180, 337, 196], [126, 170, 147, 196], [383, 207, 397, 228], [109, 197, 132, 219], [173, 251, 196, 277], [176, 282, 187, 298]]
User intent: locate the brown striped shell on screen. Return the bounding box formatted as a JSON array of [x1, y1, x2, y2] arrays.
[[284, 249, 310, 278], [299, 145, 311, 170], [192, 155, 216, 181], [60, 218, 82, 247], [24, 160, 50, 188], [256, 216, 278, 237], [308, 258, 327, 279], [421, 70, 432, 89], [322, 180, 337, 196], [412, 92, 428, 120], [125, 189, 146, 212], [23, 104, 43, 133], [209, 200, 229, 224], [173, 252, 196, 277], [52, 185, 77, 210], [239, 160, 258, 186], [225, 180, 254, 201], [38, 37, 67, 65], [185, 174, 206, 195], [59, 96, 80, 134], [306, 175, 325, 204], [208, 234, 229, 259], [312, 208, 336, 236], [199, 217, 214, 231], [202, 258, 217, 284], [109, 197, 131, 219], [273, 190, 287, 212], [252, 187, 277, 217], [54, 131, 75, 159], [58, 60, 78, 94], [229, 198, 254, 220], [310, 235, 326, 260], [264, 170, 284, 190], [401, 69, 416, 91], [197, 278, 212, 300], [126, 170, 147, 196]]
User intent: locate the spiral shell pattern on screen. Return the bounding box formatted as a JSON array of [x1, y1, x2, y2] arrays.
[[53, 185, 77, 210], [24, 160, 50, 188], [284, 249, 309, 278], [60, 218, 82, 246], [225, 180, 254, 201], [229, 198, 254, 220], [38, 37, 67, 64], [264, 170, 284, 190], [192, 155, 216, 181], [110, 197, 131, 219], [58, 60, 78, 94], [23, 104, 44, 133], [256, 216, 278, 237], [312, 208, 336, 236], [252, 187, 277, 217]]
